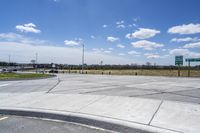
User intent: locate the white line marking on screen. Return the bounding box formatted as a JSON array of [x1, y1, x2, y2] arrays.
[[0, 117, 8, 121], [0, 84, 9, 87]]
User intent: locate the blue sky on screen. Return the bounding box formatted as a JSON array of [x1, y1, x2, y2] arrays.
[[0, 0, 200, 65]]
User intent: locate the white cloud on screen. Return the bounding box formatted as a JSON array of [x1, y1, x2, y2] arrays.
[[117, 44, 125, 48], [64, 40, 79, 46], [116, 20, 124, 25], [168, 23, 200, 35], [126, 28, 160, 39], [16, 23, 41, 33], [102, 25, 108, 28], [131, 40, 164, 50], [0, 32, 23, 40], [103, 50, 112, 54], [183, 42, 200, 48], [90, 35, 96, 39], [107, 36, 119, 42], [0, 42, 139, 64], [133, 17, 140, 22], [128, 50, 140, 55], [171, 37, 200, 42], [24, 23, 36, 27], [116, 24, 125, 28], [162, 54, 170, 58], [116, 20, 125, 28], [108, 48, 113, 50], [92, 48, 102, 52], [92, 48, 112, 54], [144, 53, 160, 59], [64, 39, 82, 47], [118, 53, 125, 56], [145, 53, 170, 59], [125, 33, 132, 39], [92, 48, 101, 53], [170, 48, 189, 56], [128, 24, 137, 28], [0, 32, 48, 45], [169, 48, 200, 57]]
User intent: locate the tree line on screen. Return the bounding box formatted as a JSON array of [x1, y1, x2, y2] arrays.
[[1, 61, 200, 70]]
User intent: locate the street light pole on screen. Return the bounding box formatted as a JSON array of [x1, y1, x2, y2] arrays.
[[82, 43, 84, 74], [36, 53, 38, 73], [8, 54, 11, 66]]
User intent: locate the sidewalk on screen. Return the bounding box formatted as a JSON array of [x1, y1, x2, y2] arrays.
[[0, 92, 200, 133]]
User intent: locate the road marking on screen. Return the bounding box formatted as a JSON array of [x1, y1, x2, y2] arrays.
[[0, 117, 8, 121], [0, 84, 9, 87]]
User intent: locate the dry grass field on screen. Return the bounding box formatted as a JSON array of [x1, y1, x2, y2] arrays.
[[61, 69, 200, 77]]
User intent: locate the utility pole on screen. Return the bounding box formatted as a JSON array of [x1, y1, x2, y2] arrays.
[[36, 53, 38, 73], [188, 60, 190, 77], [82, 43, 84, 74], [8, 54, 11, 67], [178, 64, 180, 77]]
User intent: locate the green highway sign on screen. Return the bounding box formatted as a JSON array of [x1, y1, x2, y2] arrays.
[[185, 58, 200, 62], [175, 56, 183, 65]]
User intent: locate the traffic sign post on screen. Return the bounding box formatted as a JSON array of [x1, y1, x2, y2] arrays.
[[175, 56, 183, 66], [185, 58, 200, 62], [185, 58, 200, 77], [175, 56, 183, 77]]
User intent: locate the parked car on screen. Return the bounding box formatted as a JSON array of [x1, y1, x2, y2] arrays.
[[49, 69, 58, 73], [0, 68, 9, 73]]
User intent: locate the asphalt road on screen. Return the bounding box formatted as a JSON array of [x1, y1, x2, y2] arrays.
[[0, 115, 114, 133], [0, 74, 200, 104]]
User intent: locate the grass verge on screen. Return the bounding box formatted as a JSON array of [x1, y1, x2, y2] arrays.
[[0, 73, 51, 80]]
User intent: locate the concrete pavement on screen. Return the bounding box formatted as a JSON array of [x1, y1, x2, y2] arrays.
[[1, 74, 200, 104], [0, 76, 58, 93], [1, 93, 200, 132], [1, 74, 200, 132]]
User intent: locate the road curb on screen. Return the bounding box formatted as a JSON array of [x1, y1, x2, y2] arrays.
[[0, 108, 179, 133]]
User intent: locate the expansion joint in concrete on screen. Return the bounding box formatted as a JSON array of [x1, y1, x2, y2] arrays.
[[46, 77, 61, 93], [75, 96, 107, 112], [148, 100, 163, 125]]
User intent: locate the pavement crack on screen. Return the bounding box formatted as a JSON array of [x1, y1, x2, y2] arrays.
[[148, 100, 163, 125], [46, 77, 61, 93], [80, 86, 119, 94], [129, 92, 164, 97], [166, 91, 200, 99], [75, 96, 107, 112]]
